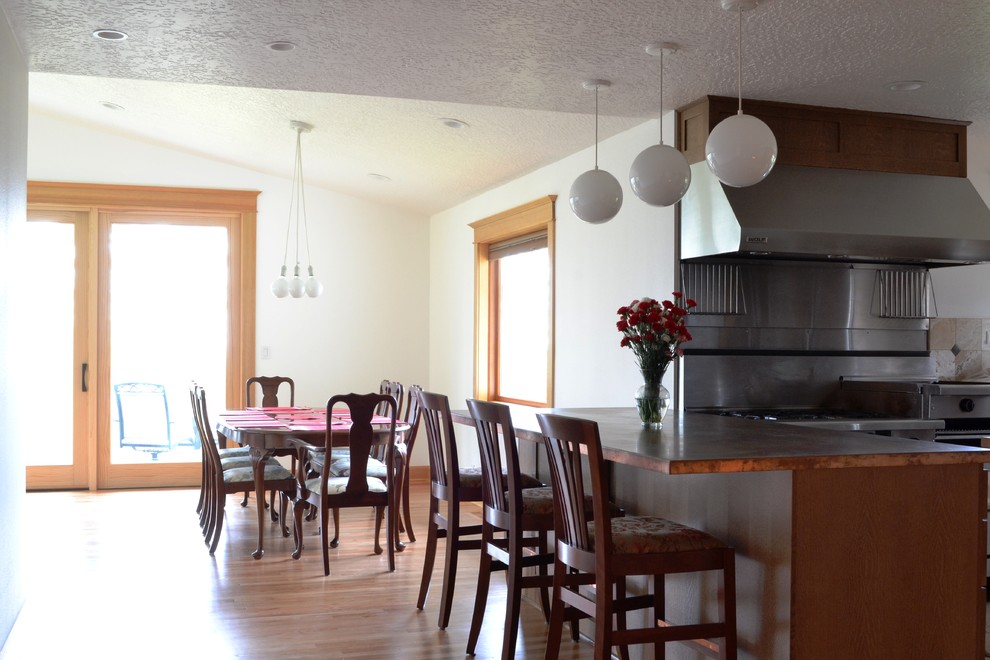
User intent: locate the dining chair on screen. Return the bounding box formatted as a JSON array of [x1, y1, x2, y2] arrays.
[[322, 379, 406, 549], [245, 375, 297, 513], [193, 386, 295, 554], [537, 412, 738, 660], [288, 392, 399, 576], [189, 382, 250, 526], [464, 399, 554, 660], [245, 375, 295, 408], [397, 384, 423, 543]]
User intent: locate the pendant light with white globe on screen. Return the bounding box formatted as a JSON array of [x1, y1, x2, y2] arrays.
[[630, 43, 692, 207], [271, 120, 323, 299], [569, 80, 623, 224], [705, 0, 777, 188]]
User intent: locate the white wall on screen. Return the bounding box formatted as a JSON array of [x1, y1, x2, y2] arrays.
[[0, 8, 28, 651], [930, 130, 990, 317], [428, 116, 677, 462], [27, 111, 431, 408]]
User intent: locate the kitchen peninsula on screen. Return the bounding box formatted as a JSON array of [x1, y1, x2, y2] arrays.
[[452, 406, 989, 659]]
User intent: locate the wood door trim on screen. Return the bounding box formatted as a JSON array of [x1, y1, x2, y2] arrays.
[[28, 181, 260, 212]]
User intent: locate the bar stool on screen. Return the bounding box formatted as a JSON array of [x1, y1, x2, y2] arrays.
[[537, 412, 738, 660], [465, 399, 555, 659], [415, 390, 485, 629]]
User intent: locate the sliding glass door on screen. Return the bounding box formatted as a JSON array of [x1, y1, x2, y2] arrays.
[[100, 214, 230, 488], [24, 183, 258, 491], [22, 209, 91, 489]]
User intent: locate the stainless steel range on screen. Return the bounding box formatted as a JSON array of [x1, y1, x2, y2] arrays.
[[838, 379, 990, 446]]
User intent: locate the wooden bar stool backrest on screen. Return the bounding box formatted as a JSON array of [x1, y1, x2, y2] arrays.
[[466, 399, 521, 523]]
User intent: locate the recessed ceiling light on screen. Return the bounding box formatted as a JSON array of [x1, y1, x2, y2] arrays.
[[887, 80, 925, 92], [267, 41, 297, 52], [439, 117, 469, 129], [92, 29, 128, 41], [368, 173, 392, 182], [100, 101, 125, 111]]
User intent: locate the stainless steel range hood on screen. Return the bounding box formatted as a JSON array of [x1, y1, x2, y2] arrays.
[[681, 162, 990, 266]]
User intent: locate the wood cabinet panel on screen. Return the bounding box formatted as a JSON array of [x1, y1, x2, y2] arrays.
[[677, 95, 968, 177], [792, 463, 986, 659]]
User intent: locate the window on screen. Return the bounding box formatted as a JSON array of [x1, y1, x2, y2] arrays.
[[471, 196, 555, 406]]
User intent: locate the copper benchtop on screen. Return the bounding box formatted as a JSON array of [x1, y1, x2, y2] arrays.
[[450, 406, 990, 475]]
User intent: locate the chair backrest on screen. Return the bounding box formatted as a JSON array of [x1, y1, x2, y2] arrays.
[[320, 392, 397, 496], [114, 382, 171, 448], [402, 384, 423, 448], [466, 399, 523, 518], [245, 376, 295, 408], [417, 390, 461, 494], [377, 380, 404, 420], [537, 413, 611, 559], [192, 385, 223, 476]]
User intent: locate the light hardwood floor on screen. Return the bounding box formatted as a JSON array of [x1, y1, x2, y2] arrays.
[[1, 484, 596, 660]]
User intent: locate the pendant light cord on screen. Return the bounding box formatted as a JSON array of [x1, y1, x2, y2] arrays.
[[297, 132, 312, 269], [281, 129, 301, 269], [659, 48, 665, 144], [282, 127, 314, 271], [737, 8, 743, 115], [594, 85, 600, 169]]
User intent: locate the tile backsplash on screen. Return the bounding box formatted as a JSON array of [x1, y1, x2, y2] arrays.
[[929, 317, 990, 380]]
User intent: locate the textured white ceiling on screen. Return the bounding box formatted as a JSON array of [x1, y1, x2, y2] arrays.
[[5, 0, 990, 214]]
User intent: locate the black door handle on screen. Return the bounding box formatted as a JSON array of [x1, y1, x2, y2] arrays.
[[81, 363, 88, 392]]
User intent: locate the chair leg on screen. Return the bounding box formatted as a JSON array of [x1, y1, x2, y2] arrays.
[[502, 530, 525, 660], [537, 530, 551, 620], [466, 525, 494, 655], [721, 550, 738, 660], [208, 489, 225, 554], [321, 499, 331, 576], [204, 483, 220, 546], [653, 574, 665, 660], [279, 492, 290, 537], [291, 497, 305, 560], [386, 500, 396, 572], [401, 463, 416, 542], [438, 499, 460, 630], [199, 473, 212, 533], [596, 579, 616, 660], [416, 496, 440, 610], [615, 577, 630, 660], [544, 560, 567, 660], [330, 507, 341, 548], [269, 487, 279, 522], [240, 491, 249, 507], [373, 505, 384, 555]]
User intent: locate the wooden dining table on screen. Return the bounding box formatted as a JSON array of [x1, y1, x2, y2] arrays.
[[216, 406, 407, 559]]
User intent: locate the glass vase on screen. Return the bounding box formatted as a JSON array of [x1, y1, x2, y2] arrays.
[[636, 367, 671, 430]]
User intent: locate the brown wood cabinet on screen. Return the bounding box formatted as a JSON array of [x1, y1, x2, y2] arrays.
[[677, 95, 968, 177]]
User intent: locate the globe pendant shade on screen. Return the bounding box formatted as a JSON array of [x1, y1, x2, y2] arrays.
[[305, 275, 323, 298], [270, 276, 289, 298], [569, 168, 623, 224], [705, 113, 778, 187], [629, 144, 692, 206]]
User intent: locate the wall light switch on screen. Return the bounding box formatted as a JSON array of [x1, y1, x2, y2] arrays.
[[261, 346, 271, 360]]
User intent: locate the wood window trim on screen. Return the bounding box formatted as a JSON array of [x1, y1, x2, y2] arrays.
[[470, 195, 555, 405]]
